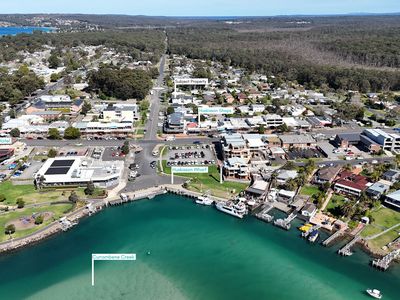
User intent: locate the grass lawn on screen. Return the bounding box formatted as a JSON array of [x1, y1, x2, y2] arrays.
[[0, 181, 88, 206], [367, 229, 400, 252], [300, 185, 320, 196], [0, 203, 73, 242], [324, 194, 347, 217], [161, 162, 249, 198], [369, 207, 400, 228]]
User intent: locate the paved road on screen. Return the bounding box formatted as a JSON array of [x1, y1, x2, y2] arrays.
[[144, 54, 166, 141]]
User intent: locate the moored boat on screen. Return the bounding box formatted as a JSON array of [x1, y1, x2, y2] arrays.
[[366, 289, 382, 299], [215, 200, 247, 219], [196, 195, 214, 206]]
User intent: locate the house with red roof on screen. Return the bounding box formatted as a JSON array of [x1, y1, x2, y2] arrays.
[[333, 170, 369, 197]]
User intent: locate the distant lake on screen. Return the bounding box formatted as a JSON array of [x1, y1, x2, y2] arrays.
[[0, 26, 55, 36]]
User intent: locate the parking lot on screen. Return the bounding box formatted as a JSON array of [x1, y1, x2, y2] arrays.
[[286, 148, 323, 160], [165, 144, 216, 167], [102, 146, 128, 161]]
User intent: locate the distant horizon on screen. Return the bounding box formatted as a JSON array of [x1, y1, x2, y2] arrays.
[[1, 12, 400, 18], [1, 0, 399, 17]]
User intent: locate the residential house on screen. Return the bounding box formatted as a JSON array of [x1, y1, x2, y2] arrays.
[[301, 203, 317, 218], [223, 157, 250, 180], [382, 169, 400, 183], [366, 181, 390, 199], [385, 190, 400, 209], [276, 170, 298, 184], [334, 171, 369, 196], [314, 166, 341, 185]]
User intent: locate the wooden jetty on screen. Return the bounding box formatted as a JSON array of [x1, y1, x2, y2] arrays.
[[255, 204, 274, 223], [338, 235, 361, 256], [372, 249, 400, 271], [322, 229, 345, 246], [273, 212, 297, 230]]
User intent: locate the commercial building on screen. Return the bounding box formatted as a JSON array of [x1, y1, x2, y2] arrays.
[[362, 129, 400, 153], [164, 112, 185, 134], [101, 104, 139, 122], [280, 134, 316, 149], [222, 134, 251, 161], [35, 157, 124, 188], [0, 149, 14, 163]]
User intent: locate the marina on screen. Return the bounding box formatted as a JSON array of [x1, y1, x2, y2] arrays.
[[0, 194, 399, 300]]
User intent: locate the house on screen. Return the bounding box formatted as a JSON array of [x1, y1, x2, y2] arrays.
[[264, 114, 283, 128], [366, 182, 390, 199], [385, 190, 400, 209], [301, 203, 317, 218], [277, 189, 296, 203], [246, 180, 268, 197], [382, 169, 400, 183], [280, 134, 316, 149], [334, 171, 369, 196], [223, 157, 250, 180], [276, 170, 298, 184], [314, 166, 341, 185]]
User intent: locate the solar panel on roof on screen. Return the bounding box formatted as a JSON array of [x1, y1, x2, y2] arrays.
[[50, 160, 75, 167], [45, 167, 70, 175]]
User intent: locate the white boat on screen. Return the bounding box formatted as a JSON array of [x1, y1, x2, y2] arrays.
[[196, 196, 214, 206], [308, 230, 319, 243], [215, 201, 247, 219], [366, 289, 382, 299]]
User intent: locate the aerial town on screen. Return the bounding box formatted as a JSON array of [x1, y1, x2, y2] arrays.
[[0, 10, 400, 300]]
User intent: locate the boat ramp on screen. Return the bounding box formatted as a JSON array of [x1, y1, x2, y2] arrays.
[[371, 249, 400, 271]]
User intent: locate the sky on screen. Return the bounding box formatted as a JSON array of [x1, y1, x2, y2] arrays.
[[0, 0, 399, 16]]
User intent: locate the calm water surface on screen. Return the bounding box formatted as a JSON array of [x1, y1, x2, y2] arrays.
[[0, 194, 398, 300]]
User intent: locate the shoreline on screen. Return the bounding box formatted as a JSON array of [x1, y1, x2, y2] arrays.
[[0, 186, 396, 267]]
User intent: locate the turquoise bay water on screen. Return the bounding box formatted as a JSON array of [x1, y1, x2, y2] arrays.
[[0, 27, 54, 36], [0, 194, 399, 300]]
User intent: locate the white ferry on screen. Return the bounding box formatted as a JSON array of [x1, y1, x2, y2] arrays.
[[215, 200, 247, 219], [196, 195, 214, 206]]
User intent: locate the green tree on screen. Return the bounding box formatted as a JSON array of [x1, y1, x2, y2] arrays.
[[64, 127, 81, 139], [5, 224, 15, 235], [9, 128, 20, 138], [139, 100, 150, 112], [0, 194, 6, 202], [16, 198, 25, 209], [47, 148, 58, 158], [81, 101, 92, 115], [121, 141, 130, 155], [68, 191, 79, 203], [48, 51, 62, 69], [258, 124, 265, 134], [34, 215, 44, 225], [48, 128, 61, 140], [84, 181, 95, 196]]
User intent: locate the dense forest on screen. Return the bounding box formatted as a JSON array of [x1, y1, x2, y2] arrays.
[[0, 66, 44, 105], [167, 16, 400, 92], [0, 30, 166, 64], [87, 67, 153, 100]]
